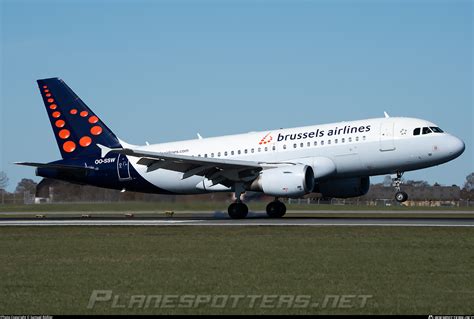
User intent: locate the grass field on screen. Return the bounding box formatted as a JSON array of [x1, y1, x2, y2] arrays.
[[0, 201, 473, 213], [0, 226, 473, 314]]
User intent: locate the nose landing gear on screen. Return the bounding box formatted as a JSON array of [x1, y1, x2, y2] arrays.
[[393, 172, 408, 203], [395, 191, 408, 203]]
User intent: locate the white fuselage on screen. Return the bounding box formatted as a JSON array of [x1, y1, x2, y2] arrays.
[[125, 117, 465, 194]]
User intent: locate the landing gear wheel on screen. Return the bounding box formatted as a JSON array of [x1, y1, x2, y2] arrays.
[[266, 201, 287, 218], [395, 191, 408, 203], [228, 202, 249, 219], [393, 172, 408, 203]]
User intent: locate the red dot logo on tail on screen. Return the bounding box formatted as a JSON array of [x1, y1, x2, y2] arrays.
[[55, 120, 65, 128], [63, 141, 76, 153], [58, 129, 70, 139], [90, 126, 102, 136], [88, 116, 99, 124], [79, 136, 92, 147]]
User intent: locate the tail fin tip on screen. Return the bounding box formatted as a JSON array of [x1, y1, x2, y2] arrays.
[[37, 78, 122, 159]]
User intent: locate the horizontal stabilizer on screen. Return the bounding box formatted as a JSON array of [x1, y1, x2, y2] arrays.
[[14, 162, 96, 171]]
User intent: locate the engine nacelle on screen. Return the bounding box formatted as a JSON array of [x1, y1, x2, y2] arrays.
[[249, 165, 315, 197], [316, 176, 370, 198]]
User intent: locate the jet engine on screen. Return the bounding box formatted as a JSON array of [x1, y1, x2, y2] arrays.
[[315, 176, 370, 198], [249, 165, 315, 197]]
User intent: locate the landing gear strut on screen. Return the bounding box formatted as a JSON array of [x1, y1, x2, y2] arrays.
[[266, 199, 287, 218], [228, 183, 248, 219], [393, 172, 408, 203]]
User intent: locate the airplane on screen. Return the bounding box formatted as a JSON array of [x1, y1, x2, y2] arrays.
[[16, 78, 465, 219]]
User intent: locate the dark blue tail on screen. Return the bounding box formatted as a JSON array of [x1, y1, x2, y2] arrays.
[[37, 78, 122, 159]]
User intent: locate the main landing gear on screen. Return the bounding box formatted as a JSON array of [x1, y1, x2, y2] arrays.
[[228, 202, 249, 219], [266, 199, 287, 218], [227, 184, 248, 219], [393, 172, 408, 203], [227, 185, 287, 219], [227, 200, 288, 219]]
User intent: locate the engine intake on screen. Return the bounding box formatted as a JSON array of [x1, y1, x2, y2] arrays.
[[249, 165, 315, 197]]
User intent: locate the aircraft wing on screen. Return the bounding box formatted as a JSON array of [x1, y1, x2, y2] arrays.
[[98, 145, 275, 185]]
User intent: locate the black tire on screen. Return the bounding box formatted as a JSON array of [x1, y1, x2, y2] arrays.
[[228, 202, 249, 219], [266, 201, 287, 218], [395, 191, 408, 203]]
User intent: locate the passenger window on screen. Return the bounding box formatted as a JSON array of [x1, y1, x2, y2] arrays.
[[264, 147, 268, 152], [335, 139, 338, 144], [218, 152, 221, 157], [293, 143, 297, 148], [328, 140, 331, 145], [283, 144, 287, 150], [307, 142, 310, 147], [348, 137, 352, 142], [362, 136, 366, 140], [300, 143, 303, 148], [231, 151, 234, 155], [224, 151, 228, 156], [244, 149, 248, 154], [204, 154, 207, 157], [422, 127, 432, 135], [341, 138, 345, 143], [258, 148, 261, 152], [314, 141, 317, 146], [251, 148, 254, 153], [238, 150, 241, 155], [272, 145, 276, 151], [356, 137, 359, 142], [413, 128, 420, 136], [211, 153, 214, 157], [321, 141, 324, 145]]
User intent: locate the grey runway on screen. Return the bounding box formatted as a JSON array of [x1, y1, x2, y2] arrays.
[[1, 210, 473, 216], [0, 216, 473, 227]]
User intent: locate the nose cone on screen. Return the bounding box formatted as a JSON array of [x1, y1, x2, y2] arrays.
[[447, 135, 465, 159]]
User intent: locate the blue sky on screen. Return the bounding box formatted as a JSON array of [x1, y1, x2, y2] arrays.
[[1, 0, 472, 191]]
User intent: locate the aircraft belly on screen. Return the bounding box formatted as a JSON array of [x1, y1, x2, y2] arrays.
[[129, 159, 206, 194], [333, 153, 363, 174], [359, 141, 400, 172]]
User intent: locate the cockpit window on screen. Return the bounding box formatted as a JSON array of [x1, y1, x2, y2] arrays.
[[430, 126, 444, 133], [422, 127, 432, 135], [413, 128, 420, 136]]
